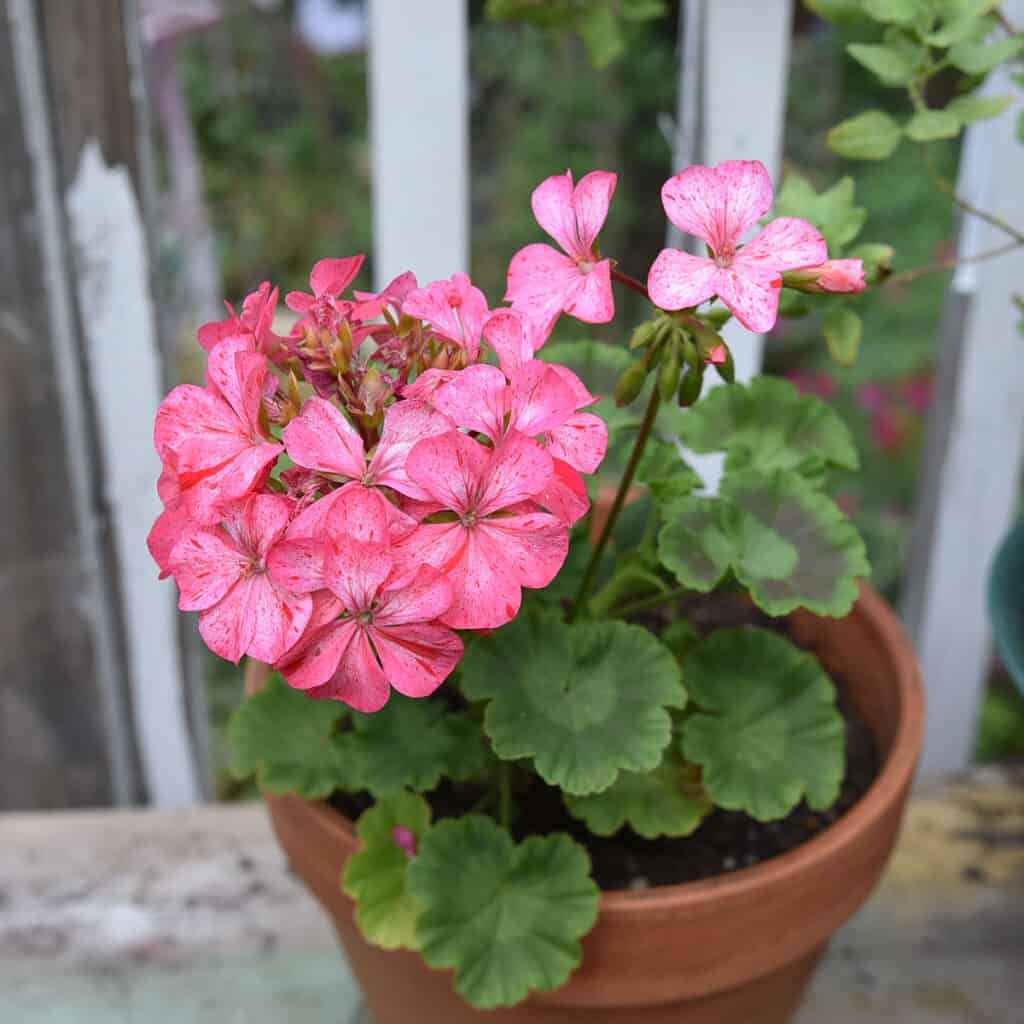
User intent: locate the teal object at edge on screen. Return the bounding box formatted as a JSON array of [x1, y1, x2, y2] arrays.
[[989, 517, 1024, 695]]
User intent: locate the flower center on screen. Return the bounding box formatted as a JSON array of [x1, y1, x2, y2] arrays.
[[460, 510, 479, 529], [714, 247, 735, 269], [577, 259, 594, 274]]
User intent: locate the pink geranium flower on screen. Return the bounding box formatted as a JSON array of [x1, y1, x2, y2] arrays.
[[394, 430, 568, 629], [198, 281, 286, 361], [482, 308, 552, 377], [505, 170, 617, 329], [272, 488, 462, 712], [286, 256, 365, 331], [167, 493, 312, 664], [648, 160, 827, 333], [154, 336, 283, 523], [402, 273, 488, 362], [433, 355, 607, 526]]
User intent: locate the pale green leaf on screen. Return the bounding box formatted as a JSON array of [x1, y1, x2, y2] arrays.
[[564, 753, 711, 837], [407, 817, 599, 1009], [228, 674, 358, 798], [461, 612, 685, 795], [828, 110, 903, 160], [805, 0, 867, 22], [774, 175, 867, 252], [680, 628, 845, 820], [861, 0, 925, 23], [949, 34, 1023, 74], [823, 306, 864, 366], [636, 435, 703, 505], [847, 42, 919, 84], [342, 792, 432, 951], [947, 93, 1013, 123], [906, 108, 962, 141]]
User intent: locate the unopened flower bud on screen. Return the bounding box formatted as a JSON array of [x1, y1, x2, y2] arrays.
[[678, 364, 705, 407], [658, 347, 682, 403], [614, 362, 647, 406], [782, 259, 866, 295]]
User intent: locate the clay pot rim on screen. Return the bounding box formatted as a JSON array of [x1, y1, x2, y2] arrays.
[[247, 582, 924, 921]]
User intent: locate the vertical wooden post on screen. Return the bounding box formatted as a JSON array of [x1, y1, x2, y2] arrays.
[[903, 16, 1024, 778], [1, 0, 204, 807], [367, 0, 469, 289]]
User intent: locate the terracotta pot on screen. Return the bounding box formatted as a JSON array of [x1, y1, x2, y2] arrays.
[[245, 584, 924, 1023]]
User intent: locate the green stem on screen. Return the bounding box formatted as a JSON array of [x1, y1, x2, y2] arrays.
[[571, 386, 662, 621], [611, 584, 692, 621]]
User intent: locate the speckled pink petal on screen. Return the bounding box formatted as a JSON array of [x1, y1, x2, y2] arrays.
[[430, 366, 508, 445], [476, 430, 554, 518], [326, 483, 393, 545], [564, 258, 614, 324], [483, 309, 541, 378], [154, 384, 238, 468], [661, 161, 773, 253], [367, 400, 455, 498], [284, 396, 366, 477], [198, 577, 257, 664], [277, 618, 355, 691], [375, 565, 453, 627], [509, 361, 577, 437], [736, 217, 827, 273], [205, 335, 266, 428], [284, 291, 315, 314], [546, 411, 608, 474], [405, 430, 490, 514], [535, 458, 590, 526], [403, 274, 487, 361], [647, 248, 719, 312], [240, 492, 293, 559], [571, 171, 617, 255], [266, 537, 328, 594], [372, 621, 463, 699], [715, 263, 785, 334], [548, 365, 598, 408], [391, 520, 467, 583], [168, 527, 246, 611], [244, 575, 313, 664], [325, 539, 392, 614], [530, 171, 577, 256], [505, 243, 582, 329], [147, 504, 192, 579], [477, 511, 569, 590], [308, 627, 391, 711], [310, 255, 365, 297], [436, 528, 524, 630]]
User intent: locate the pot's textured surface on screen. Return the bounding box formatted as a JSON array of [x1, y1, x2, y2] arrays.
[[248, 584, 925, 1023]]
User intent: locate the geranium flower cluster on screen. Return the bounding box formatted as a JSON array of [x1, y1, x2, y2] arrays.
[[150, 159, 862, 711]]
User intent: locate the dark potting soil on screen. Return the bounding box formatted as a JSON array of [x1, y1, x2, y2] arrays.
[[333, 595, 881, 891]]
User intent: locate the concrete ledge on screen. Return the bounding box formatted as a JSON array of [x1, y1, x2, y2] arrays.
[[2, 769, 1021, 1022]]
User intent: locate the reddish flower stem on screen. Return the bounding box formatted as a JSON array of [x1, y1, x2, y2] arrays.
[[611, 268, 652, 301]]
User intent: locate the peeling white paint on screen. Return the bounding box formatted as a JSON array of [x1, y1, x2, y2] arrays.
[[67, 141, 201, 806]]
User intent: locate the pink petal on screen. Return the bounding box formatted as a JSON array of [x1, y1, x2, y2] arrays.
[[435, 528, 524, 630], [266, 537, 329, 593], [402, 274, 487, 360], [404, 430, 490, 514], [647, 249, 719, 311], [284, 397, 366, 478], [285, 291, 314, 314], [308, 627, 391, 711], [277, 618, 355, 690], [548, 364, 598, 408], [168, 528, 246, 611], [509, 361, 578, 437], [325, 483, 393, 545], [800, 259, 866, 294], [505, 244, 582, 330], [476, 512, 569, 589], [371, 622, 463, 699], [375, 565, 453, 626], [531, 171, 578, 257], [571, 171, 617, 254], [477, 430, 554, 518], [198, 577, 257, 663], [535, 458, 590, 526], [243, 576, 313, 664], [483, 309, 538, 378], [433, 364, 508, 441], [239, 492, 293, 559], [546, 411, 608, 474], [154, 384, 238, 468], [177, 441, 283, 522], [147, 504, 192, 579], [564, 257, 614, 324], [662, 161, 773, 254], [310, 255, 365, 297], [325, 540, 392, 613], [391, 520, 467, 581], [715, 264, 785, 334], [206, 335, 267, 428], [367, 400, 457, 498], [401, 369, 458, 404], [736, 217, 827, 273]]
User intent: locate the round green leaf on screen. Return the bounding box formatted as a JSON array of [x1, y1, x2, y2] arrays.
[[342, 791, 432, 951], [946, 93, 1012, 124], [349, 696, 489, 797], [828, 110, 903, 160], [636, 435, 703, 505], [658, 495, 746, 592], [407, 817, 600, 1009], [949, 35, 1023, 74], [823, 306, 864, 367], [680, 377, 859, 478], [775, 174, 867, 252], [906, 109, 962, 141], [722, 470, 870, 617], [564, 753, 711, 837], [680, 629, 845, 821], [846, 42, 919, 85], [228, 674, 358, 798], [461, 613, 685, 795]]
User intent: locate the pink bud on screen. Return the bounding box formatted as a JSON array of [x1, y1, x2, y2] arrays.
[[784, 259, 866, 295], [708, 343, 728, 366], [392, 825, 418, 858]]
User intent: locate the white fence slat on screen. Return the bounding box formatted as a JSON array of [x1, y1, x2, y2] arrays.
[[367, 0, 468, 290], [904, 11, 1024, 778]]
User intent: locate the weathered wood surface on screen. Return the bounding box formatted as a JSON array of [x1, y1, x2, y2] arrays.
[[0, 0, 204, 809], [2, 770, 1020, 1022]]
